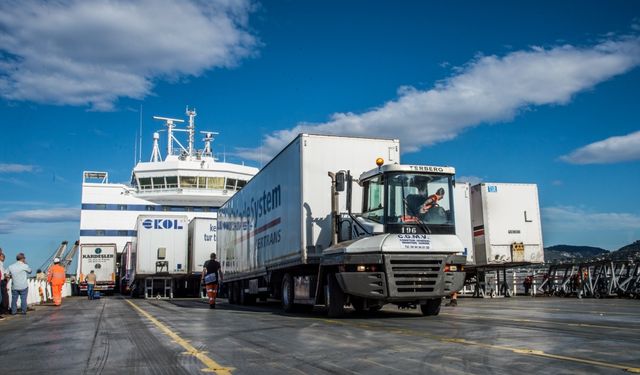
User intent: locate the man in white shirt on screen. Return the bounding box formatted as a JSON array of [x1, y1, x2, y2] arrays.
[[7, 252, 32, 315]]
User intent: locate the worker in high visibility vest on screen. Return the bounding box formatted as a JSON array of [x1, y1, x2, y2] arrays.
[[47, 257, 66, 306]]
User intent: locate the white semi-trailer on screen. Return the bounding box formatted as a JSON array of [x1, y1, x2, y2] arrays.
[[77, 243, 117, 294], [129, 215, 189, 298], [471, 183, 544, 265], [218, 134, 466, 317], [185, 217, 217, 295]]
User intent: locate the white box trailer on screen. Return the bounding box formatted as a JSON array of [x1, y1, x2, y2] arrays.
[[471, 183, 544, 265], [219, 134, 467, 317], [188, 217, 217, 274], [132, 215, 189, 276], [454, 182, 474, 265], [77, 243, 117, 293]]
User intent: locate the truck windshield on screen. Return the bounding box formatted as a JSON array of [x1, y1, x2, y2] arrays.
[[386, 173, 455, 229]]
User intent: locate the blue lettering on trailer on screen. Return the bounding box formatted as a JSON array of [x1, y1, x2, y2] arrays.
[[142, 219, 184, 230]]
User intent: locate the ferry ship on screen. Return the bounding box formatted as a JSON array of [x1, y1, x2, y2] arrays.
[[79, 107, 258, 296]]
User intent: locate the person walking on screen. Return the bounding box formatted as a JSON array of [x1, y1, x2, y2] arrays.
[[201, 253, 222, 309], [47, 257, 66, 306], [85, 270, 97, 300], [7, 252, 32, 315], [36, 269, 47, 304]]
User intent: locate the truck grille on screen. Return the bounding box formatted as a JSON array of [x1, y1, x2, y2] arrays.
[[385, 255, 444, 297]]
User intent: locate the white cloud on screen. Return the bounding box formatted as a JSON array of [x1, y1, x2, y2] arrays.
[[542, 206, 640, 231], [559, 130, 640, 164], [8, 208, 80, 223], [0, 0, 257, 110], [237, 34, 640, 163], [0, 163, 37, 173]]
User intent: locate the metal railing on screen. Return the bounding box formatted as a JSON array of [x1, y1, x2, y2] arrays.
[[5, 278, 72, 310]]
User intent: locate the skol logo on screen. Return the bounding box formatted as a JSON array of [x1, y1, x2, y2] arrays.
[[142, 219, 184, 230]]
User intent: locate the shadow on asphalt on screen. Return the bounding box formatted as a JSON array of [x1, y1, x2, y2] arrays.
[[163, 297, 435, 320]]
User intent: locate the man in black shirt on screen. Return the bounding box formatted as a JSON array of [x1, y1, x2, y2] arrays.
[[202, 253, 222, 309]]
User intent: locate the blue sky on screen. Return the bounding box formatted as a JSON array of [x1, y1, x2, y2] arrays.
[[1, 0, 639, 268]]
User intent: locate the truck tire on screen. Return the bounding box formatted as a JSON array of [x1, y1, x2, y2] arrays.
[[240, 285, 256, 305], [352, 297, 365, 313], [420, 298, 441, 316], [227, 282, 235, 304], [281, 273, 295, 312], [326, 273, 345, 318], [231, 282, 241, 305]]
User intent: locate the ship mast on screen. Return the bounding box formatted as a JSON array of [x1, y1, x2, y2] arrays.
[[153, 116, 184, 158]]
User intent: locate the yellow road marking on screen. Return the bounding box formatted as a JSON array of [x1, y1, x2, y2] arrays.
[[126, 299, 233, 374]]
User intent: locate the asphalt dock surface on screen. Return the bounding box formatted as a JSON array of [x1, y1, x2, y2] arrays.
[[1, 296, 639, 374]]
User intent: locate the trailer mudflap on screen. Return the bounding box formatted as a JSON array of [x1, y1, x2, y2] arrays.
[[335, 272, 387, 299]]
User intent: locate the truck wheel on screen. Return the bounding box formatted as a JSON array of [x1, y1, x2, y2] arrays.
[[351, 297, 365, 313], [227, 283, 235, 304], [232, 282, 241, 305], [281, 273, 295, 312], [420, 298, 442, 316], [240, 285, 256, 305], [326, 273, 345, 318]]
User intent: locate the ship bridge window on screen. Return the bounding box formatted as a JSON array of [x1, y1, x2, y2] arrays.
[[118, 205, 126, 211], [180, 176, 197, 188], [226, 178, 237, 190], [198, 177, 206, 189], [237, 180, 247, 189], [166, 176, 178, 188], [145, 205, 155, 211], [152, 177, 165, 189], [95, 204, 106, 210], [139, 177, 152, 190], [207, 177, 224, 189]]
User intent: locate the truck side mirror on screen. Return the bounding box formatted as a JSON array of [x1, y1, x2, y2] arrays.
[[336, 171, 346, 192]]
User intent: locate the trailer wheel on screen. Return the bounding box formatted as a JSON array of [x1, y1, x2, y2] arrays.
[[240, 285, 256, 305], [326, 273, 345, 318], [231, 282, 241, 305], [281, 273, 295, 312], [420, 298, 441, 316]]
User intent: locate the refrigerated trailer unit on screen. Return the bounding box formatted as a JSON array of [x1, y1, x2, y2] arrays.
[[77, 243, 117, 294], [130, 215, 189, 298], [218, 134, 466, 317], [471, 183, 544, 266]]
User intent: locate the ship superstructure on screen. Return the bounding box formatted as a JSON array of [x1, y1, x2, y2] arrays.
[[79, 107, 258, 255]]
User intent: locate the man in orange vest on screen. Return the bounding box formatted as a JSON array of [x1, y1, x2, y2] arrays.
[[47, 257, 66, 306]]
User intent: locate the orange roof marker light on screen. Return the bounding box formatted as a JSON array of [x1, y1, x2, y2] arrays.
[[376, 157, 384, 167]]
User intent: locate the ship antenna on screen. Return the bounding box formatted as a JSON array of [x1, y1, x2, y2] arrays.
[[186, 106, 196, 157], [153, 116, 184, 158], [150, 132, 162, 162], [200, 131, 219, 159]]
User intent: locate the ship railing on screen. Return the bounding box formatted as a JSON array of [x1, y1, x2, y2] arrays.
[[5, 279, 72, 310]]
